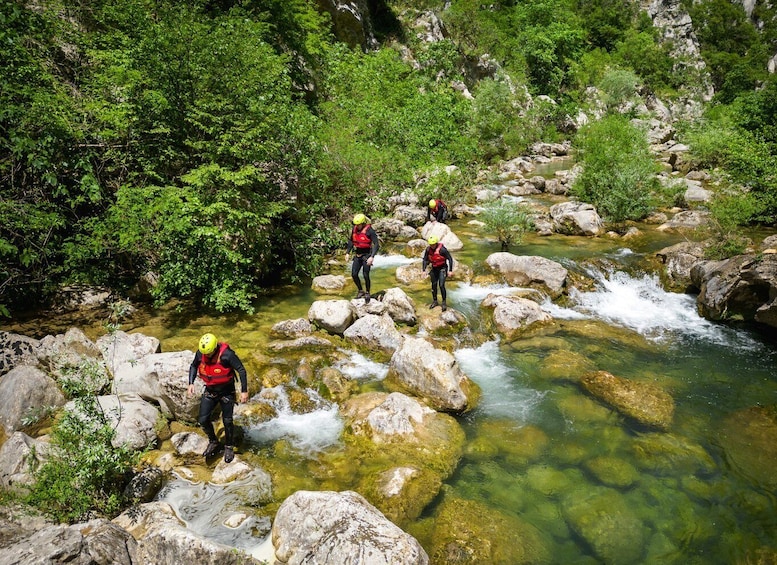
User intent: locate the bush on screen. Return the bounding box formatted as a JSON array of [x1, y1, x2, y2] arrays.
[[478, 199, 535, 251], [26, 396, 140, 523], [572, 115, 659, 225]]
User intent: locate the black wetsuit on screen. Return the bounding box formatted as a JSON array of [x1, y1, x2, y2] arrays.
[[189, 346, 248, 446], [422, 243, 454, 303], [346, 224, 379, 294]]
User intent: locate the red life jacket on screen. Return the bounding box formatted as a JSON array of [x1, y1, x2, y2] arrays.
[[197, 342, 235, 386], [352, 224, 372, 249], [431, 199, 446, 213], [429, 243, 447, 268]]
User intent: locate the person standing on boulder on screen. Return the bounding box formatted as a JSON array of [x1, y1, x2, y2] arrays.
[[345, 213, 379, 303], [422, 235, 454, 311], [426, 198, 448, 224], [188, 333, 249, 463]]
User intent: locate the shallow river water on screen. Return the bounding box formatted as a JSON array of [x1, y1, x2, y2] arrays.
[[7, 181, 777, 563]]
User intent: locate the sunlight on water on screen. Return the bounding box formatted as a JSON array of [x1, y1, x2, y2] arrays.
[[333, 349, 389, 381], [244, 386, 343, 454], [545, 269, 761, 347], [456, 340, 546, 420], [156, 475, 269, 554]]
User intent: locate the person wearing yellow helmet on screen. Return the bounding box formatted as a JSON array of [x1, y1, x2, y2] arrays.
[[422, 234, 454, 311], [345, 213, 379, 303], [426, 198, 449, 224], [188, 333, 249, 462]]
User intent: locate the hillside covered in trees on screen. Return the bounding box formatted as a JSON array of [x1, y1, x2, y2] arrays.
[[2, 0, 776, 316]]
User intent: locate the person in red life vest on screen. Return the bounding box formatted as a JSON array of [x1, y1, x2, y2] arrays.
[[187, 333, 249, 463], [422, 235, 454, 311], [426, 198, 448, 223], [345, 213, 379, 303]]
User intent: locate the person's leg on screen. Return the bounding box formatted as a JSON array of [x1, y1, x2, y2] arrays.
[[219, 392, 237, 462], [199, 391, 221, 456], [439, 268, 448, 310], [429, 269, 439, 307], [362, 259, 372, 295], [351, 256, 363, 295]]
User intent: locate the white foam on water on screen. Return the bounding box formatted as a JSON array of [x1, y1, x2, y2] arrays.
[[333, 349, 389, 381], [371, 254, 418, 269], [447, 282, 533, 318], [455, 340, 546, 420], [547, 269, 760, 347], [244, 386, 343, 454]]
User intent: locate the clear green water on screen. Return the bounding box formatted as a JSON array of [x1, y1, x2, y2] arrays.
[[6, 195, 777, 563]]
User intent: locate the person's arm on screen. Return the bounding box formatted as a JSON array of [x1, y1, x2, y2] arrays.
[[224, 348, 249, 402], [422, 248, 430, 271], [368, 228, 379, 258], [426, 207, 432, 223], [443, 247, 454, 272], [187, 352, 201, 395]]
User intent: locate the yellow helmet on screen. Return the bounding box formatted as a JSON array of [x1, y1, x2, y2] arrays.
[[198, 333, 218, 355], [427, 235, 439, 245], [428, 199, 437, 209], [353, 213, 367, 225]]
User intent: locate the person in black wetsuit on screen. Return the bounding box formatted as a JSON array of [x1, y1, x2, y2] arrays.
[[345, 213, 379, 303], [188, 333, 248, 463], [422, 235, 454, 311], [426, 198, 448, 223]]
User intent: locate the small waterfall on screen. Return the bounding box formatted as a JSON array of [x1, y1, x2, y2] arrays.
[[544, 268, 761, 348], [456, 340, 546, 421], [244, 386, 343, 454]]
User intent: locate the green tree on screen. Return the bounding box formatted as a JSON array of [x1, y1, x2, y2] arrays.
[[479, 199, 535, 251], [572, 115, 659, 225]]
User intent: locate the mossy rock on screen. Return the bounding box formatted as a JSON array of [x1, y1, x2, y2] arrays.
[[583, 455, 639, 489], [716, 405, 777, 489], [631, 432, 716, 476], [465, 420, 549, 468], [539, 349, 595, 382], [429, 495, 552, 565]]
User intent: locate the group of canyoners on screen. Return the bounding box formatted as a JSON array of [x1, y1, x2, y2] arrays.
[[190, 198, 452, 462]]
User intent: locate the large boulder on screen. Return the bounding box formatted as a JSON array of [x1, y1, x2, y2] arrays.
[[343, 314, 403, 354], [0, 519, 138, 565], [420, 222, 464, 251], [96, 330, 160, 372], [481, 294, 552, 339], [385, 337, 479, 413], [311, 274, 348, 294], [580, 371, 675, 430], [371, 218, 419, 241], [272, 490, 428, 565], [112, 351, 196, 421], [716, 405, 777, 489], [549, 201, 604, 236], [308, 299, 357, 335], [381, 287, 417, 325], [0, 365, 66, 434], [270, 318, 313, 339], [0, 432, 50, 494], [485, 253, 568, 298], [690, 253, 777, 329], [89, 394, 161, 450], [655, 241, 705, 292], [393, 205, 427, 227]]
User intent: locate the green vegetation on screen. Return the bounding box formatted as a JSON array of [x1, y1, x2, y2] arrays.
[[479, 200, 535, 250], [2, 0, 776, 313], [572, 115, 659, 226], [25, 395, 140, 523]]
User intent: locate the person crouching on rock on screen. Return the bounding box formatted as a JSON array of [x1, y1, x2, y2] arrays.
[[345, 213, 379, 303], [188, 333, 248, 463], [422, 235, 454, 311]]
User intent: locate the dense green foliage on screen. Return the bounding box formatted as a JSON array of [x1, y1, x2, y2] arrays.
[[2, 0, 776, 314], [572, 115, 659, 225]]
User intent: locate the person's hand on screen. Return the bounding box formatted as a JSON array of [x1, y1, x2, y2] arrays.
[[240, 391, 249, 404], [345, 253, 350, 262], [366, 257, 374, 266], [449, 271, 454, 276], [187, 383, 194, 397]]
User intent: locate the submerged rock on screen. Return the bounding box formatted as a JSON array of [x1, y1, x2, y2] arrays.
[[716, 405, 777, 489], [580, 370, 675, 430]]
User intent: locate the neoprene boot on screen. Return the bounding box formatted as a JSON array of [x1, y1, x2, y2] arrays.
[[224, 446, 235, 463], [441, 301, 447, 311], [203, 440, 221, 458], [429, 300, 439, 309]]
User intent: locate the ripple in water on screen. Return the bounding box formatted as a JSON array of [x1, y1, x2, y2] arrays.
[[456, 340, 545, 421]]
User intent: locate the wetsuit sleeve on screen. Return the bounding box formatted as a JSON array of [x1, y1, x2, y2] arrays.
[[346, 230, 354, 253], [422, 247, 430, 270], [368, 227, 379, 258], [189, 352, 201, 385], [223, 348, 248, 393], [426, 208, 432, 222], [443, 246, 454, 270]]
